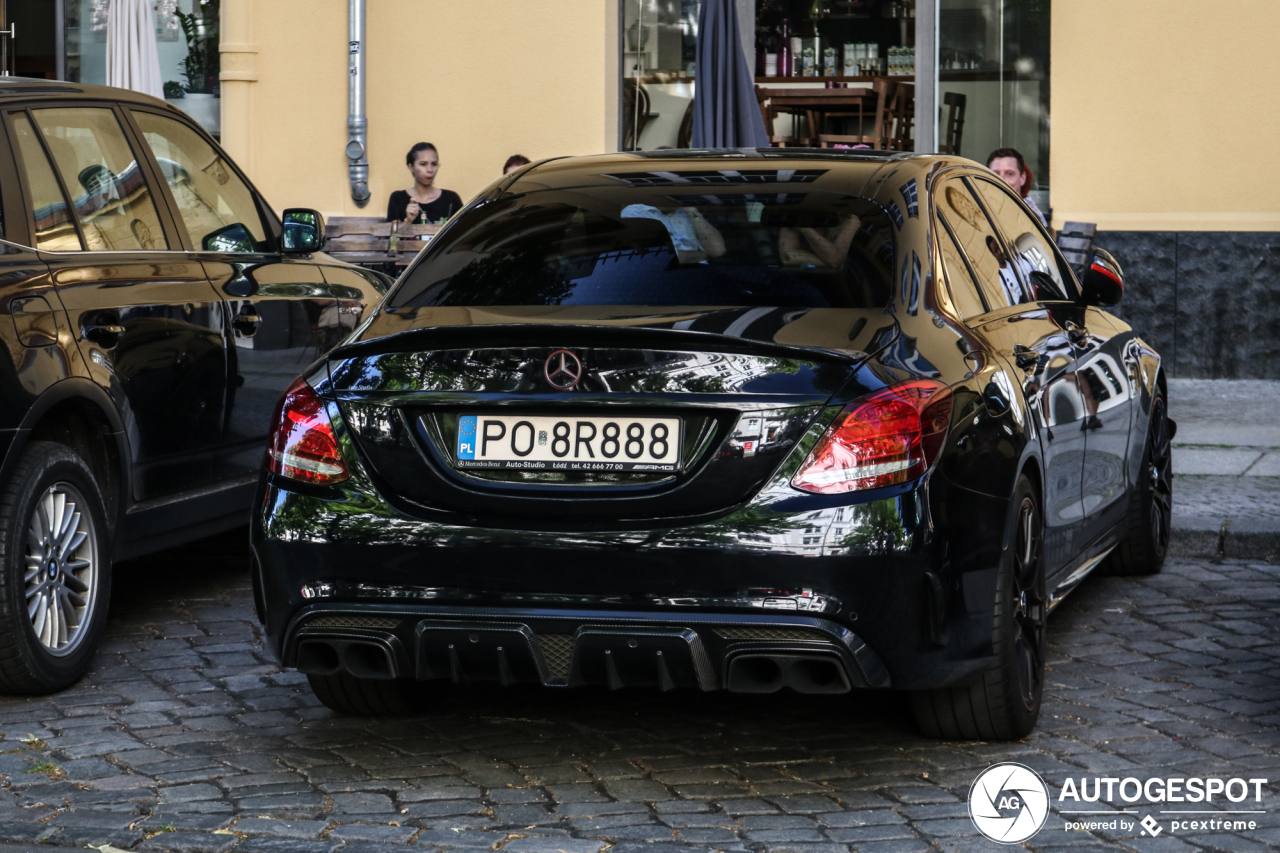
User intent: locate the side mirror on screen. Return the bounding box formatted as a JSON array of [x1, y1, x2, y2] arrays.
[[282, 208, 326, 253], [1081, 247, 1124, 307]]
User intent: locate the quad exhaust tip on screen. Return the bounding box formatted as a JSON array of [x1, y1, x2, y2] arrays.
[[726, 653, 851, 694]]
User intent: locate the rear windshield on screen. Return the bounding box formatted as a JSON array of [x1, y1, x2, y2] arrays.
[[388, 185, 896, 310]]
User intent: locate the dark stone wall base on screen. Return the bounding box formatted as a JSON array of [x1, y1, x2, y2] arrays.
[[1091, 231, 1280, 379]]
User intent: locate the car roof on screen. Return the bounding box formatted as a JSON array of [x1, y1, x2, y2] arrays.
[[0, 76, 171, 108], [508, 148, 962, 196]]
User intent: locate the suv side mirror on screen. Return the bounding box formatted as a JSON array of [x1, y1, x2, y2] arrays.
[[281, 208, 326, 253], [1081, 247, 1124, 307]]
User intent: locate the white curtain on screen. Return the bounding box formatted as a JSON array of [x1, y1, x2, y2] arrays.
[[106, 0, 164, 99]]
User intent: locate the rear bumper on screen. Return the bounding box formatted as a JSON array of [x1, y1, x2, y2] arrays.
[[252, 467, 1013, 691], [281, 603, 891, 693]]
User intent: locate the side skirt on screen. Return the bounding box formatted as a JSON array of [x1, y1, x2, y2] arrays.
[[1047, 544, 1117, 614]]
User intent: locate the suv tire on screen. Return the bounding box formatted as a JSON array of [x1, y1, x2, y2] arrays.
[[0, 441, 111, 694]]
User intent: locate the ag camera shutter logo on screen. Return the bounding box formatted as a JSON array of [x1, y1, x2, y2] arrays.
[[968, 762, 1050, 843]]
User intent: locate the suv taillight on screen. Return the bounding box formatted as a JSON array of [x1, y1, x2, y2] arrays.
[[265, 378, 350, 485], [791, 379, 953, 495]]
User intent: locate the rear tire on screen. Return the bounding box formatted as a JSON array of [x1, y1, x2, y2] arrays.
[[1103, 392, 1171, 576], [307, 672, 448, 716], [912, 474, 1045, 740], [0, 441, 112, 694]]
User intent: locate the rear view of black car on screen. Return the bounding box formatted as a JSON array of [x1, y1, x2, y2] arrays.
[[252, 151, 1172, 740]]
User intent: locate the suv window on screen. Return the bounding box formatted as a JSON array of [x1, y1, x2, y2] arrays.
[[936, 177, 1032, 311], [131, 111, 268, 252], [11, 113, 78, 251], [31, 107, 168, 251], [970, 177, 1076, 301]]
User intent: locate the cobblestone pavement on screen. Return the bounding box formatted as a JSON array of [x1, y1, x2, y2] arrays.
[[1, 532, 1279, 853]]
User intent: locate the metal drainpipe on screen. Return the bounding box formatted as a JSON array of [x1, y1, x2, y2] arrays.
[[346, 0, 370, 206]]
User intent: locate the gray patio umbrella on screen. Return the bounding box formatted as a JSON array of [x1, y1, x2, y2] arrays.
[[690, 0, 770, 149]]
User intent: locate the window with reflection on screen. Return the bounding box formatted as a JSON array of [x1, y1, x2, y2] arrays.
[[939, 0, 1051, 209], [132, 110, 268, 252], [969, 176, 1075, 301], [31, 107, 169, 251], [623, 0, 701, 150], [392, 182, 895, 310], [937, 177, 1030, 310], [11, 114, 77, 251]]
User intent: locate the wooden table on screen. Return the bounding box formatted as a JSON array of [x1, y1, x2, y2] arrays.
[[763, 87, 880, 145]]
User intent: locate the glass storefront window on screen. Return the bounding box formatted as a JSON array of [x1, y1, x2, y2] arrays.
[[623, 0, 701, 150], [939, 0, 1050, 210], [63, 0, 213, 98]]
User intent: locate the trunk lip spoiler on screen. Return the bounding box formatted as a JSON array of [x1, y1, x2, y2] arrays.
[[329, 319, 897, 366]]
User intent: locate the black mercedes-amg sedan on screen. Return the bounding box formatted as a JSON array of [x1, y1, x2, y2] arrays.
[[251, 150, 1173, 740]]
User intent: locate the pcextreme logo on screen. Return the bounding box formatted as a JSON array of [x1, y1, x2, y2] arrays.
[[967, 765, 1271, 843]]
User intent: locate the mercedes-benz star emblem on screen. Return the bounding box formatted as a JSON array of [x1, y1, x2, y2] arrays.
[[543, 350, 583, 390]]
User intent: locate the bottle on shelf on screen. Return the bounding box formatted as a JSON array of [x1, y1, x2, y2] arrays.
[[777, 17, 791, 78]]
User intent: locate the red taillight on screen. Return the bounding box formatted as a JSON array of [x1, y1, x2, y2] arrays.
[[791, 379, 953, 495], [265, 378, 350, 485]]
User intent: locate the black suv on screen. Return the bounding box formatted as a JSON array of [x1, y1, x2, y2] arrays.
[[0, 80, 385, 693]]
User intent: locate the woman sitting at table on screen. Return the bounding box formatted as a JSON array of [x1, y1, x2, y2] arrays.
[[386, 142, 464, 225]]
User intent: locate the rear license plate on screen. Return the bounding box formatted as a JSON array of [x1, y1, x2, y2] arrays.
[[456, 414, 681, 472]]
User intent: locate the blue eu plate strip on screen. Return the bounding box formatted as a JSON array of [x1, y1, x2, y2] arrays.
[[457, 415, 477, 460]]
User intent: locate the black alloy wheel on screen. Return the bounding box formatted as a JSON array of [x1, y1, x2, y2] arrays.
[[912, 473, 1045, 740], [1104, 392, 1171, 576], [1010, 493, 1047, 712]]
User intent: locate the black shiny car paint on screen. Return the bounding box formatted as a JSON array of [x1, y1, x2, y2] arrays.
[[252, 150, 1167, 697], [0, 80, 386, 560]]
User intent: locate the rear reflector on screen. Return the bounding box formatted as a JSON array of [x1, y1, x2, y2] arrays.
[[265, 378, 350, 485], [791, 379, 952, 494]]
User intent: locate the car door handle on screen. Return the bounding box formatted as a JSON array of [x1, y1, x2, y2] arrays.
[[232, 313, 262, 336], [1064, 320, 1090, 346], [1012, 344, 1040, 371], [82, 324, 125, 348]]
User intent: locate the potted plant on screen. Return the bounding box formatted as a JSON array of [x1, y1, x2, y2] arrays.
[[174, 3, 220, 134]]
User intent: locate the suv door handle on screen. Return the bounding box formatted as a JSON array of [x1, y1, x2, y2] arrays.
[[82, 324, 125, 348], [232, 313, 262, 336]]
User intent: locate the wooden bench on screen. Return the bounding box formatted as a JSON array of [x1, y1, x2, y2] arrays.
[[323, 216, 442, 268]]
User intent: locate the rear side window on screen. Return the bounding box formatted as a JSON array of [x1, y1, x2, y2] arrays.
[[131, 111, 268, 253], [936, 219, 987, 320], [391, 188, 896, 309], [970, 177, 1076, 301], [937, 177, 1031, 311], [11, 113, 77, 251], [32, 107, 168, 251]]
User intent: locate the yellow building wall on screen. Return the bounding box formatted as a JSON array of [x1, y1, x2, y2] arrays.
[[1051, 0, 1280, 231], [221, 0, 618, 219]]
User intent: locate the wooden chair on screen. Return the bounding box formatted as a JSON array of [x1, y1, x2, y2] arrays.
[[678, 100, 694, 149], [888, 81, 914, 151], [938, 92, 967, 156], [323, 216, 441, 269], [812, 79, 897, 149], [755, 85, 792, 147], [622, 78, 655, 150]]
